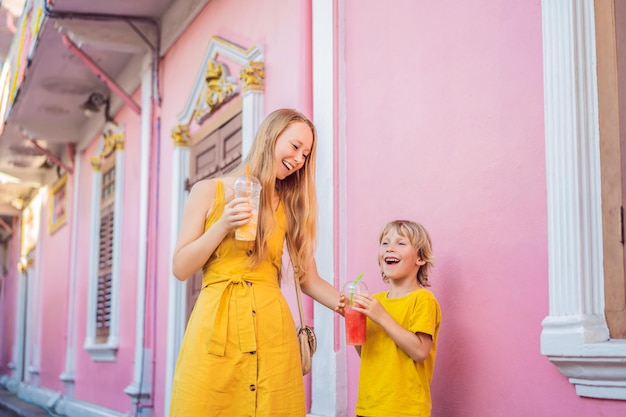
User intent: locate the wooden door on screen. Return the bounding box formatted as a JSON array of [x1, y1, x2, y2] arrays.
[[185, 112, 242, 321]]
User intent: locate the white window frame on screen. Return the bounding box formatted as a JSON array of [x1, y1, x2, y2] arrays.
[[540, 0, 626, 400], [84, 123, 125, 362]]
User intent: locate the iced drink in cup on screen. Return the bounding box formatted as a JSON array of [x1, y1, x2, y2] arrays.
[[234, 174, 262, 241], [343, 277, 368, 346]]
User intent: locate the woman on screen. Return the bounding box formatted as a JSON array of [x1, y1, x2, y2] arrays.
[[170, 108, 342, 416]]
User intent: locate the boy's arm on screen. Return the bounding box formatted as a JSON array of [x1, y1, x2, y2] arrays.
[[375, 311, 432, 362]]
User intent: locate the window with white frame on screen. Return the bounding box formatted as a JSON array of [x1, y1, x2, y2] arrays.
[[85, 123, 125, 361]]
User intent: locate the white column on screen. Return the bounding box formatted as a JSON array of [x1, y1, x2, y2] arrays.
[[540, 0, 609, 354], [241, 90, 264, 158], [311, 0, 345, 416], [163, 144, 190, 417], [26, 201, 43, 385], [124, 59, 153, 406], [10, 268, 28, 391], [60, 153, 83, 398]]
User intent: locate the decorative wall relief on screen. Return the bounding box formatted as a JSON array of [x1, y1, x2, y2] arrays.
[[194, 58, 239, 124]]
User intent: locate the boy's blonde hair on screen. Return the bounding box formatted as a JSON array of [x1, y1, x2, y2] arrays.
[[379, 220, 434, 287], [236, 108, 318, 281]]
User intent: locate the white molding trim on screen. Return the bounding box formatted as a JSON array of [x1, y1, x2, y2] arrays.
[[86, 159, 103, 358], [540, 0, 626, 400], [17, 383, 61, 411], [3, 380, 134, 417], [110, 147, 124, 345], [82, 341, 117, 362], [60, 399, 132, 417]]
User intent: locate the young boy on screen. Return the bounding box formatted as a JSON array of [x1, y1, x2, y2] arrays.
[[351, 220, 441, 417]]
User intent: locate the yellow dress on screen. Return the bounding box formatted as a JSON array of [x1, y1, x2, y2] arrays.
[[169, 180, 305, 417]]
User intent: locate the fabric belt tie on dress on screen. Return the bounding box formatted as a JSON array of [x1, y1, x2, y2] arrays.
[[207, 276, 257, 356]]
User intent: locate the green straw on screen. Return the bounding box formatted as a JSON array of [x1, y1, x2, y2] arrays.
[[350, 273, 364, 304]]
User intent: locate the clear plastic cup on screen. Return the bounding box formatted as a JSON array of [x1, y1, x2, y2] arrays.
[[233, 175, 262, 241], [343, 279, 368, 345]]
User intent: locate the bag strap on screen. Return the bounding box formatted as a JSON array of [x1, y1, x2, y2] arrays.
[[294, 274, 306, 329]]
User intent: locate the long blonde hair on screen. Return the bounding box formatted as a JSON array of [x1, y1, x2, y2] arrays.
[[234, 109, 318, 281]]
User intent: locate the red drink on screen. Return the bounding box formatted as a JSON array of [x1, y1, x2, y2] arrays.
[[344, 304, 366, 345]]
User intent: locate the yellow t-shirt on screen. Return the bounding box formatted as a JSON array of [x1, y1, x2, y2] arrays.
[[355, 288, 441, 417]]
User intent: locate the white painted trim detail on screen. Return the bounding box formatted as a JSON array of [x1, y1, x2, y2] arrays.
[[17, 383, 61, 411], [540, 0, 626, 400], [56, 391, 132, 417], [85, 160, 103, 358], [0, 382, 130, 417]]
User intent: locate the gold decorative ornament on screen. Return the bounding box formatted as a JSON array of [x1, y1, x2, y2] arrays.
[[240, 62, 265, 92], [91, 157, 102, 172], [17, 255, 33, 273], [172, 124, 191, 147], [99, 123, 125, 158], [194, 59, 238, 124]]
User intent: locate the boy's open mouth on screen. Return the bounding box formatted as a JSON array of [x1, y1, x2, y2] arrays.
[[384, 257, 399, 264]]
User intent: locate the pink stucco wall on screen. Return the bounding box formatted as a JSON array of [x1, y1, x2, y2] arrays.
[[70, 103, 142, 412], [342, 1, 626, 417], [38, 184, 71, 392], [3, 1, 626, 416]]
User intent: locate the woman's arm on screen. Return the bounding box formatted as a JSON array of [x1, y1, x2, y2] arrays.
[[172, 179, 252, 280], [300, 259, 343, 313]]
